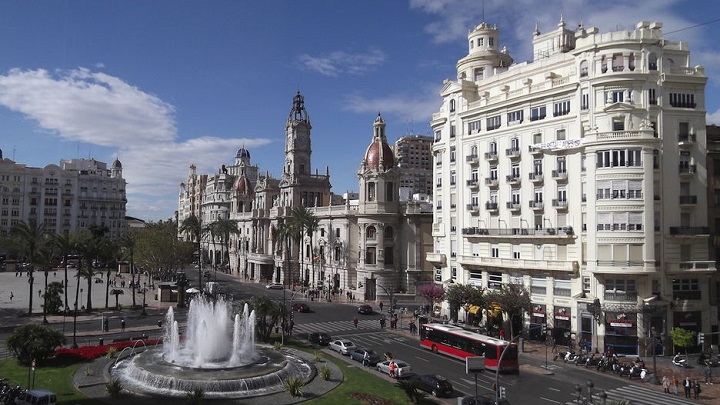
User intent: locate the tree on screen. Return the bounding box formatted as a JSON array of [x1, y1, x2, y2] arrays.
[[10, 219, 45, 315], [487, 284, 532, 340], [212, 218, 239, 271], [118, 232, 137, 309], [247, 295, 283, 341], [111, 289, 124, 309], [444, 284, 485, 323], [6, 324, 66, 365], [33, 240, 58, 323], [49, 232, 78, 312], [669, 327, 696, 358], [293, 206, 318, 286], [43, 281, 65, 315], [272, 220, 298, 286], [418, 283, 445, 313], [75, 226, 109, 311], [180, 215, 204, 290], [96, 239, 119, 309]]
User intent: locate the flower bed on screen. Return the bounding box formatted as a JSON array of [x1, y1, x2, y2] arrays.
[[55, 339, 161, 361]]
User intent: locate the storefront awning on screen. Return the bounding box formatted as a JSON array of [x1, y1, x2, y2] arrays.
[[468, 305, 481, 315]]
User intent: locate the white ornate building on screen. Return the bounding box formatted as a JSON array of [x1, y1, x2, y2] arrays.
[[428, 19, 715, 355], [0, 151, 127, 239]]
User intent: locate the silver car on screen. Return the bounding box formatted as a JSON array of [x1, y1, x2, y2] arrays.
[[328, 339, 356, 355], [376, 359, 411, 378]]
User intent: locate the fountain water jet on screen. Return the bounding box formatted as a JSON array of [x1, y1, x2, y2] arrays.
[[111, 296, 312, 398]]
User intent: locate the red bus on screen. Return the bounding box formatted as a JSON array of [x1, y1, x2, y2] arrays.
[[419, 323, 519, 373]]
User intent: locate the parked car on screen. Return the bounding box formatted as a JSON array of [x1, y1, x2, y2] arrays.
[[410, 374, 454, 397], [14, 389, 57, 405], [308, 331, 331, 346], [357, 304, 373, 314], [377, 359, 412, 378], [350, 348, 382, 366], [292, 302, 310, 312], [265, 283, 284, 290], [329, 339, 356, 355]]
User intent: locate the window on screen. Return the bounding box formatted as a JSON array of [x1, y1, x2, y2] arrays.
[[449, 99, 456, 112], [533, 133, 542, 144], [490, 166, 498, 180], [606, 90, 624, 103], [510, 137, 520, 151], [596, 149, 642, 168], [468, 120, 481, 134], [612, 53, 624, 72], [366, 247, 376, 265], [384, 247, 394, 265], [434, 130, 441, 142], [648, 53, 657, 70], [512, 245, 520, 259], [648, 88, 657, 105], [434, 268, 442, 282], [581, 90, 589, 110], [489, 37, 494, 47], [530, 106, 546, 121], [450, 171, 456, 185], [556, 129, 566, 140], [557, 187, 567, 202], [673, 279, 701, 300], [450, 146, 456, 162], [579, 60, 588, 77], [366, 226, 376, 240], [478, 37, 484, 47], [557, 156, 567, 173], [596, 180, 643, 199], [474, 67, 484, 81], [601, 55, 608, 73], [534, 188, 543, 203], [491, 244, 499, 258], [553, 100, 570, 116], [612, 119, 624, 131], [488, 271, 502, 289], [596, 212, 643, 231], [507, 110, 524, 125], [367, 181, 376, 201], [486, 115, 501, 130], [511, 163, 520, 178], [450, 124, 456, 138], [511, 189, 520, 204], [669, 93, 696, 108], [489, 141, 497, 153], [606, 279, 636, 293], [582, 277, 591, 293], [533, 159, 542, 175]]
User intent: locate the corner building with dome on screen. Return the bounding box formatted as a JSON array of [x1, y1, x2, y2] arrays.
[[178, 92, 435, 302], [429, 18, 717, 355]]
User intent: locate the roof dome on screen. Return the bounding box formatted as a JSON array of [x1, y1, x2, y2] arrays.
[[232, 175, 252, 195], [112, 158, 122, 169], [236, 147, 251, 158], [365, 141, 394, 170]]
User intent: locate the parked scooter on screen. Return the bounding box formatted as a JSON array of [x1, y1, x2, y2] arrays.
[[672, 354, 689, 368]]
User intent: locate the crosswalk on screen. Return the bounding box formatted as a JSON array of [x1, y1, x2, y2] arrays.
[[292, 319, 391, 335], [565, 384, 701, 405]]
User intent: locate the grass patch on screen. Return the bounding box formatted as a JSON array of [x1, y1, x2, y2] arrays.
[[0, 358, 101, 405]]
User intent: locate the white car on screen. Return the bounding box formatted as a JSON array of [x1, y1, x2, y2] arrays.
[[265, 283, 284, 290], [377, 359, 412, 378], [328, 339, 356, 355]]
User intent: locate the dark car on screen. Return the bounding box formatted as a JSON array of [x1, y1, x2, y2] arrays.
[[308, 332, 331, 346], [357, 304, 373, 314], [410, 374, 454, 397], [292, 302, 310, 313], [349, 348, 382, 367]]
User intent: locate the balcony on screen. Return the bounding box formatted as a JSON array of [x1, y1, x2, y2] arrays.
[[679, 164, 696, 177], [485, 151, 498, 162], [669, 226, 709, 235], [552, 169, 568, 182], [461, 227, 574, 238], [467, 204, 480, 215], [505, 148, 521, 160], [528, 145, 543, 156], [466, 154, 480, 165], [604, 290, 638, 302], [679, 195, 697, 207], [552, 199, 568, 210], [426, 252, 447, 266], [666, 261, 717, 274], [458, 255, 577, 273], [485, 202, 499, 213], [678, 133, 696, 147], [506, 175, 521, 186], [529, 172, 544, 183], [506, 202, 521, 212], [529, 200, 544, 210], [466, 179, 480, 190], [485, 177, 499, 188]]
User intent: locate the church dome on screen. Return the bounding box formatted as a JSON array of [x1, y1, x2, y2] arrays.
[[363, 113, 394, 170], [232, 175, 252, 195], [112, 158, 122, 169], [236, 147, 251, 158]]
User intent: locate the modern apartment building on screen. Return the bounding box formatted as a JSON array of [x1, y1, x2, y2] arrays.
[[393, 135, 433, 196], [0, 151, 127, 239], [429, 19, 715, 355]]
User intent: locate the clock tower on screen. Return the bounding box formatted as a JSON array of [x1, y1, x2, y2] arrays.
[[284, 91, 312, 179]]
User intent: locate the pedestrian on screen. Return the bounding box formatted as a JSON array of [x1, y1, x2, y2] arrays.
[[121, 318, 126, 331], [662, 375, 670, 394], [684, 376, 692, 398], [353, 316, 358, 328], [380, 317, 386, 328], [499, 328, 506, 340], [38, 289, 42, 297], [9, 291, 13, 301], [289, 319, 294, 336], [672, 375, 679, 395], [706, 364, 712, 384], [389, 360, 396, 378], [363, 351, 370, 367], [379, 301, 384, 312], [694, 380, 701, 399]]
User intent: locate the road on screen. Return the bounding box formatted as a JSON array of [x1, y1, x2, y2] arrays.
[[0, 269, 704, 404]]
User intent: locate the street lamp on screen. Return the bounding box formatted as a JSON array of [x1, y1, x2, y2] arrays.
[[649, 326, 660, 384], [141, 282, 147, 316]]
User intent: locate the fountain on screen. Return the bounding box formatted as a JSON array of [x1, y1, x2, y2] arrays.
[[111, 296, 312, 398]]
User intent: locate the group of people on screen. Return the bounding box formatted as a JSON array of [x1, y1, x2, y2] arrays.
[[661, 375, 703, 399]]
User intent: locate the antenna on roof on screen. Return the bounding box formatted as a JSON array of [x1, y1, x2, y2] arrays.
[[482, 0, 485, 22]]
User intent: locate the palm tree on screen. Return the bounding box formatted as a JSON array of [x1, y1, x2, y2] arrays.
[[34, 240, 57, 323], [294, 206, 319, 287], [180, 215, 203, 290], [291, 206, 311, 286], [49, 232, 77, 313], [75, 231, 104, 311], [97, 239, 119, 309], [272, 220, 298, 286], [10, 219, 46, 315], [111, 288, 124, 309], [212, 218, 239, 274], [118, 232, 137, 309]]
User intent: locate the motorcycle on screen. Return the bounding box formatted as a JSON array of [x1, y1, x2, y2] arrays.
[[563, 351, 581, 363], [672, 354, 689, 368], [627, 365, 647, 379]]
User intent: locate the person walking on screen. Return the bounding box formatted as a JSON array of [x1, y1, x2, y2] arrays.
[[672, 375, 679, 395], [388, 360, 397, 378], [353, 316, 358, 328], [9, 291, 13, 301], [705, 364, 712, 385], [379, 301, 384, 312], [363, 351, 370, 367], [684, 376, 692, 398], [661, 375, 670, 394], [693, 380, 701, 399], [121, 318, 126, 331]]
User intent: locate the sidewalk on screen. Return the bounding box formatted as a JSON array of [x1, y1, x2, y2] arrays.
[[520, 340, 719, 403]]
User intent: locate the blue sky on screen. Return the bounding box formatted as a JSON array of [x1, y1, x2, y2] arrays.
[[0, 0, 719, 222]]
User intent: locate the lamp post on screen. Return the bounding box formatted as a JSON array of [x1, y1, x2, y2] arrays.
[[649, 326, 660, 384], [141, 282, 147, 316], [587, 298, 603, 352]]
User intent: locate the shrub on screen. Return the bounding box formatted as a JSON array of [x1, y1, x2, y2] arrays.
[[106, 378, 123, 398], [54, 339, 160, 362], [7, 324, 66, 365], [106, 347, 118, 358], [186, 388, 205, 405], [283, 376, 303, 397], [319, 364, 331, 380], [273, 341, 283, 350], [313, 351, 322, 362], [395, 379, 425, 404]]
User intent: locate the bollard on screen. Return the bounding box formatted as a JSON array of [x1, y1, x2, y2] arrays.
[[157, 320, 162, 328]]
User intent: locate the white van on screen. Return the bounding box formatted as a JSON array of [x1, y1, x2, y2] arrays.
[[14, 389, 57, 405]]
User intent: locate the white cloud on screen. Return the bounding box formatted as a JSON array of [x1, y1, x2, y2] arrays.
[[296, 49, 385, 77]]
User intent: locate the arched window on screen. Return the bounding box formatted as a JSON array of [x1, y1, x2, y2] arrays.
[[366, 226, 376, 240], [601, 56, 608, 73], [648, 53, 657, 71], [579, 60, 588, 77], [384, 226, 394, 240]]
